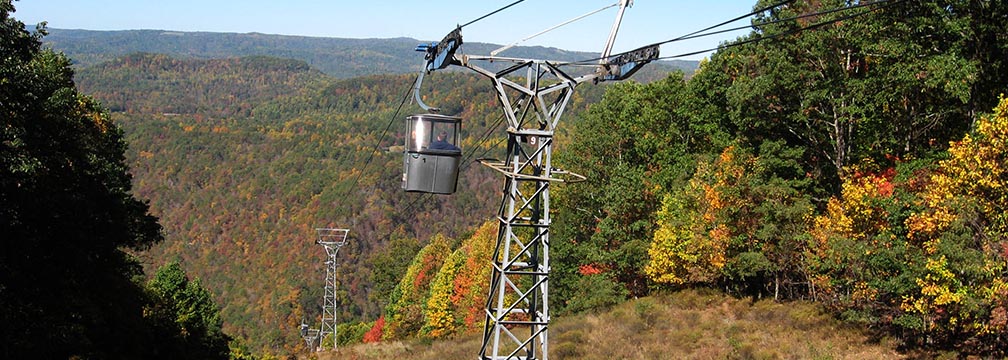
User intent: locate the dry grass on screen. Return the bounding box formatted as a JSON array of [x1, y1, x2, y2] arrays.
[[305, 289, 906, 360]]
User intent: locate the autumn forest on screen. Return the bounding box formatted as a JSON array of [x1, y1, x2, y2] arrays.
[[3, 0, 1008, 359]]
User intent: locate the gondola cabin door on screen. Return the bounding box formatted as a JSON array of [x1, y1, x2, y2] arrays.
[[402, 114, 461, 194]]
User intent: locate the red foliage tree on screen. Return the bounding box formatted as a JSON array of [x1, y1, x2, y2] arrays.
[[362, 316, 384, 343]]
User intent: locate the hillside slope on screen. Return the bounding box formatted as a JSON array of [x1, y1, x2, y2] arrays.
[[313, 289, 905, 360], [42, 28, 697, 78], [53, 1, 1008, 357], [73, 52, 619, 352]]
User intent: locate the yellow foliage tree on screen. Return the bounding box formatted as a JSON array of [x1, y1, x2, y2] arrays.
[[422, 249, 463, 338], [901, 96, 1008, 338], [807, 97, 1008, 352], [647, 141, 812, 299], [806, 168, 900, 306], [384, 234, 452, 339], [645, 146, 742, 285], [422, 221, 495, 338]]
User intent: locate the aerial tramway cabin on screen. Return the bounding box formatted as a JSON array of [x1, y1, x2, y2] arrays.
[[402, 113, 462, 194]]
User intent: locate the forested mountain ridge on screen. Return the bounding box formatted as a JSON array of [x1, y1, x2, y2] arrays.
[[41, 28, 698, 79], [78, 53, 327, 116]]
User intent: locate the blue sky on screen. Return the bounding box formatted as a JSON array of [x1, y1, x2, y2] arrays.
[[13, 0, 760, 60]]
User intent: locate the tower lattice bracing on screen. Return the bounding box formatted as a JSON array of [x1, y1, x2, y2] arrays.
[[316, 228, 349, 351], [411, 2, 651, 358], [300, 323, 320, 351], [473, 60, 585, 360]]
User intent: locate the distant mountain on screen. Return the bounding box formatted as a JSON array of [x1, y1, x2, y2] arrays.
[[41, 28, 698, 79]]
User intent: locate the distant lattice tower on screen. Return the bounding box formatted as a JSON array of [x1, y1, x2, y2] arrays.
[[316, 228, 349, 351], [300, 321, 320, 351]]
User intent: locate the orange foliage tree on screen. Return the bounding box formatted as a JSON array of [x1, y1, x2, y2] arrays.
[[444, 221, 495, 332], [362, 316, 384, 343]]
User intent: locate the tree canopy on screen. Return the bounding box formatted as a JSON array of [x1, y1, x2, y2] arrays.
[[551, 0, 1008, 355], [1, 2, 228, 358]]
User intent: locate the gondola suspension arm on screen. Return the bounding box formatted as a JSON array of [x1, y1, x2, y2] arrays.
[[412, 27, 464, 112]]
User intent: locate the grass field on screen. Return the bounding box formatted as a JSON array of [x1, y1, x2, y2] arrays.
[[305, 288, 911, 359]]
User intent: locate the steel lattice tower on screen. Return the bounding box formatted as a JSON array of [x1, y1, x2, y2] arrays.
[[300, 322, 320, 351], [471, 58, 588, 360], [316, 228, 349, 351], [413, 1, 653, 358]]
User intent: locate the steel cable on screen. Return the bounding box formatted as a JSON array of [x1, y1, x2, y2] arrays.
[[337, 73, 417, 207], [460, 0, 527, 29], [567, 0, 896, 66], [652, 0, 905, 61]]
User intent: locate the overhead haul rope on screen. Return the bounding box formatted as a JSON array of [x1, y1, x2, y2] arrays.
[[566, 0, 896, 66], [462, 114, 505, 165], [650, 0, 905, 61], [337, 73, 417, 209], [460, 0, 528, 29], [663, 0, 898, 47], [661, 0, 796, 48], [492, 2, 620, 56], [559, 0, 795, 66]]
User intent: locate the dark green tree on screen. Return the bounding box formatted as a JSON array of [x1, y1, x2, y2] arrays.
[[147, 261, 230, 358], [693, 0, 1008, 195], [553, 73, 724, 312], [367, 233, 422, 311], [0, 2, 208, 358]]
